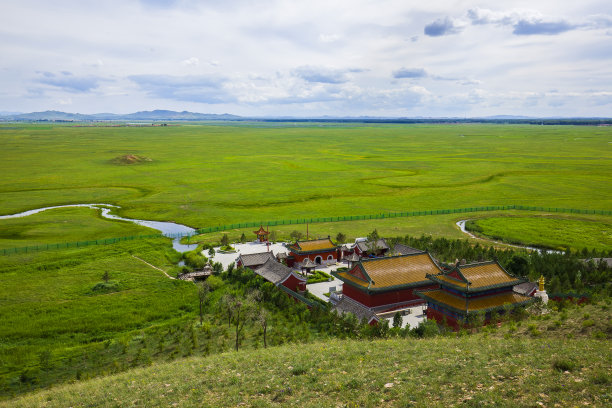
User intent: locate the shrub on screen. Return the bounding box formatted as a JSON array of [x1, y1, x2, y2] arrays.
[[582, 319, 595, 328], [291, 365, 308, 376], [552, 359, 576, 372], [90, 280, 122, 294]]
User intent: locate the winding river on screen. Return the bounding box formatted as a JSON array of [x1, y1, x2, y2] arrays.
[[1, 205, 562, 255], [456, 220, 561, 254], [0, 204, 198, 253]]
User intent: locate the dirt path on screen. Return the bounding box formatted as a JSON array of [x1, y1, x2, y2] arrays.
[[131, 255, 176, 280]]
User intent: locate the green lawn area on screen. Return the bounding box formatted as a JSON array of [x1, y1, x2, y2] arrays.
[[466, 215, 612, 251]]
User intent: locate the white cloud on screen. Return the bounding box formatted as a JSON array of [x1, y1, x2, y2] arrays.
[[181, 57, 199, 66], [0, 1, 610, 116]]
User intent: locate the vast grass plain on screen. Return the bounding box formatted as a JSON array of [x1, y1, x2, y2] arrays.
[[0, 122, 610, 249], [0, 122, 610, 402]]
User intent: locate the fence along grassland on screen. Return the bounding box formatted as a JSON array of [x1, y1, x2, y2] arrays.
[[2, 205, 610, 255]]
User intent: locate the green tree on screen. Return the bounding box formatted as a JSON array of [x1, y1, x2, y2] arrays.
[[219, 293, 235, 328], [197, 281, 210, 326], [506, 255, 529, 277], [336, 232, 346, 244], [258, 308, 270, 348], [269, 230, 277, 242], [208, 247, 216, 258], [367, 229, 381, 254], [220, 234, 229, 247], [102, 271, 110, 283], [290, 230, 303, 241], [392, 312, 402, 328], [240, 233, 247, 244]]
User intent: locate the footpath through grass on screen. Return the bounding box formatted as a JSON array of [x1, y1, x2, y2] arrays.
[[3, 300, 610, 408]]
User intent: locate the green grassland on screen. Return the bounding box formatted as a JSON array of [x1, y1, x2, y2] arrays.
[[3, 300, 610, 408], [1, 123, 610, 230], [0, 239, 196, 395], [466, 215, 612, 251], [0, 206, 157, 250], [0, 238, 361, 398], [185, 210, 612, 252], [0, 121, 610, 402]]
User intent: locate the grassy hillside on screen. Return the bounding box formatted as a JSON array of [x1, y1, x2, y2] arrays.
[[3, 300, 610, 407]]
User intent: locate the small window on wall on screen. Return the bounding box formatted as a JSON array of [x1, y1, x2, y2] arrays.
[[327, 255, 334, 260]]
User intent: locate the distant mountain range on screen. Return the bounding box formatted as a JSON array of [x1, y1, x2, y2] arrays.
[[0, 110, 610, 123], [0, 110, 241, 121]]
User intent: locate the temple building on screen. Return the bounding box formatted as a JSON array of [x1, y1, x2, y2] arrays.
[[353, 238, 390, 258], [331, 252, 442, 313], [253, 258, 307, 293], [417, 260, 534, 329], [286, 237, 340, 268], [253, 225, 270, 243], [236, 251, 275, 270]]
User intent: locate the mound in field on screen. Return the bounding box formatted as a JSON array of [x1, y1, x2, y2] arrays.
[[110, 154, 152, 165]]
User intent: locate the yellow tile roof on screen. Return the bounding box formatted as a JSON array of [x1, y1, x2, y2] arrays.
[[422, 289, 532, 313], [337, 253, 441, 290], [294, 238, 336, 252], [459, 262, 519, 289]]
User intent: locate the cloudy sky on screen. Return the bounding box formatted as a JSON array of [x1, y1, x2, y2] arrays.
[[1, 0, 611, 117]]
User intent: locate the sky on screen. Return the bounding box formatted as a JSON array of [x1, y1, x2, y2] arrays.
[[1, 0, 611, 117]]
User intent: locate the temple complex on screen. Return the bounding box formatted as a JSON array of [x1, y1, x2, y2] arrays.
[[417, 260, 534, 329], [331, 252, 442, 314]]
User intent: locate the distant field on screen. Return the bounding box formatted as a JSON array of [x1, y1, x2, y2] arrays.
[[466, 215, 612, 251], [0, 122, 610, 248]]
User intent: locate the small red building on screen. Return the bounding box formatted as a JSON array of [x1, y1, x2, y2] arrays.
[[254, 258, 307, 292], [286, 237, 340, 268], [331, 252, 442, 313], [417, 260, 534, 330]]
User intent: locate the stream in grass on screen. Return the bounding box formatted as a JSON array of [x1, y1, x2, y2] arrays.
[[456, 220, 561, 254], [0, 204, 198, 253]]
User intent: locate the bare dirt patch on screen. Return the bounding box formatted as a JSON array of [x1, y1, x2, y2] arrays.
[[111, 154, 152, 165]]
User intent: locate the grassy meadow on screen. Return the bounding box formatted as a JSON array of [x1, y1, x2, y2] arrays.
[[3, 299, 610, 408], [0, 206, 158, 250], [466, 215, 612, 251], [0, 122, 610, 402], [0, 239, 198, 395], [0, 123, 610, 250]]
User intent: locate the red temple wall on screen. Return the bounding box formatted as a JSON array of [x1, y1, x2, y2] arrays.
[[342, 283, 437, 308], [281, 274, 306, 292], [290, 250, 337, 263]]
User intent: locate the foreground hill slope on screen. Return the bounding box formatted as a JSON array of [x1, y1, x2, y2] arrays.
[[3, 327, 609, 407]]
